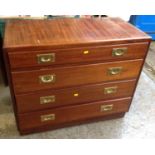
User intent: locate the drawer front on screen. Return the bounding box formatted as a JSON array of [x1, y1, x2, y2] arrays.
[[8, 42, 148, 69], [16, 80, 136, 113], [12, 59, 143, 94], [18, 97, 131, 131]]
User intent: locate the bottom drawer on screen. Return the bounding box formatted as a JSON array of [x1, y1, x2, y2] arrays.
[[18, 97, 131, 131]]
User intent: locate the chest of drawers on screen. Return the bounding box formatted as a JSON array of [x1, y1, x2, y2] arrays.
[[3, 18, 151, 134]]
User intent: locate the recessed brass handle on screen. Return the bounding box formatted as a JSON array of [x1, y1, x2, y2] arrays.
[[101, 104, 113, 112], [40, 95, 55, 104], [39, 74, 56, 83], [41, 114, 55, 122], [112, 47, 127, 57], [108, 67, 123, 75], [104, 86, 117, 94], [37, 53, 55, 64]]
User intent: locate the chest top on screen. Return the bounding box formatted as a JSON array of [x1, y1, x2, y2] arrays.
[[4, 17, 151, 51]]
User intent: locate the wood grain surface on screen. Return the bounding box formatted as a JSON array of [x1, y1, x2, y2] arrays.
[[16, 79, 136, 113], [3, 17, 151, 134], [4, 18, 151, 51], [8, 42, 148, 69], [12, 59, 143, 94], [18, 97, 131, 131]]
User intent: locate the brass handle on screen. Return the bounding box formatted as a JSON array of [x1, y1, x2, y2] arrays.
[[101, 104, 113, 112], [108, 67, 123, 75], [104, 86, 117, 94], [40, 95, 55, 104], [112, 47, 127, 56], [39, 74, 56, 83], [37, 53, 55, 64], [41, 114, 55, 122]]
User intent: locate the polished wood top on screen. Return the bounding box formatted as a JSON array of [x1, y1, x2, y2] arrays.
[[4, 18, 151, 51]]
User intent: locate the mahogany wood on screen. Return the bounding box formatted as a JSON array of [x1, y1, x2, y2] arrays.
[[18, 97, 131, 131], [12, 59, 143, 94], [8, 42, 148, 69], [4, 18, 150, 51], [20, 112, 125, 135], [16, 79, 136, 113], [3, 18, 151, 134]]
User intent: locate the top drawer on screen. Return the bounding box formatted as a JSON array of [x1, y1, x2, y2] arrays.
[[8, 42, 148, 69]]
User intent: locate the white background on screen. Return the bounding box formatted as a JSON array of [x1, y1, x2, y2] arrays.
[[0, 0, 155, 19]]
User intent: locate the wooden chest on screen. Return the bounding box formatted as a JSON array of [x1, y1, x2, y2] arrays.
[[3, 18, 151, 134]]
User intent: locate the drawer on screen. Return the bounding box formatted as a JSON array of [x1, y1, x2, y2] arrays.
[[8, 42, 148, 69], [16, 79, 136, 113], [12, 59, 143, 94], [18, 97, 131, 131]]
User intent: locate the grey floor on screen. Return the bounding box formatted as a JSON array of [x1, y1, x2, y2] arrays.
[[144, 42, 155, 81], [0, 45, 155, 138]]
